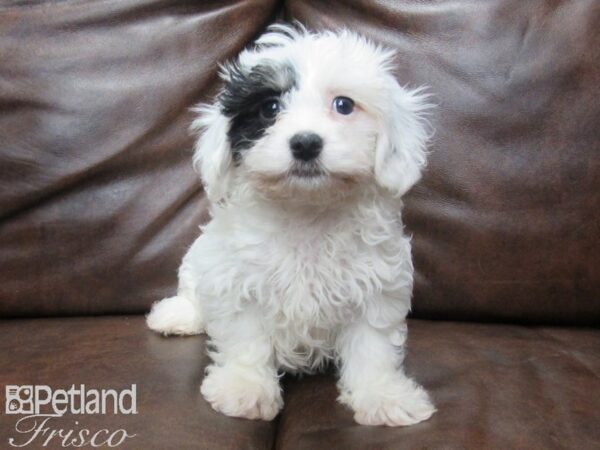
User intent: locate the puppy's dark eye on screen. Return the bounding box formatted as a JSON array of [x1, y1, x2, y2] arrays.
[[260, 98, 281, 119], [333, 96, 354, 115]]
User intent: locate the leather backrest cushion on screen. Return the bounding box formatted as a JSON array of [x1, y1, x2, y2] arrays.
[[0, 0, 278, 317], [1, 0, 598, 325], [286, 0, 600, 325]]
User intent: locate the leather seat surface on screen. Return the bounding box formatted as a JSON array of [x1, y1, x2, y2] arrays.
[[0, 316, 275, 450], [1, 316, 598, 449], [276, 319, 600, 449]]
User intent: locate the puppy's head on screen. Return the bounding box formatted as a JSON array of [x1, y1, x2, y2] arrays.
[[193, 24, 432, 205]]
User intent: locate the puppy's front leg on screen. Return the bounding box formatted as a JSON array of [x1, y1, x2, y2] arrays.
[[200, 306, 282, 421], [337, 321, 435, 426]]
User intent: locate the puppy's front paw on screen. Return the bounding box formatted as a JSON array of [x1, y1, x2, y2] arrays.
[[340, 376, 435, 427], [201, 365, 283, 421]]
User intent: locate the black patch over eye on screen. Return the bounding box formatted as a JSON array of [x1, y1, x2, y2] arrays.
[[260, 98, 281, 119], [218, 63, 296, 163], [333, 96, 355, 115]]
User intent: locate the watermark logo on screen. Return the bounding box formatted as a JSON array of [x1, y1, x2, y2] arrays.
[[5, 386, 34, 415], [4, 385, 137, 448]]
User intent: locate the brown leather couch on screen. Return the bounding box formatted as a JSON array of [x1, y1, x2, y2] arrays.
[[1, 1, 598, 449]]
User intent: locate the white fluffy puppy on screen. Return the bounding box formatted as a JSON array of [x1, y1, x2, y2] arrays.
[[147, 24, 435, 427]]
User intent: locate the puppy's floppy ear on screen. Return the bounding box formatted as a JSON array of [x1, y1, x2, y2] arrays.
[[191, 104, 233, 202], [375, 77, 432, 197]]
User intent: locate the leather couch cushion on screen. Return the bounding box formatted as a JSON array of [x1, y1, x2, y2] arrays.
[[286, 0, 600, 326], [275, 319, 600, 449], [0, 316, 275, 450], [1, 316, 598, 449], [0, 0, 277, 317], [1, 0, 598, 325]]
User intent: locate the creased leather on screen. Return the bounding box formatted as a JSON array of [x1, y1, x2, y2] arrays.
[[285, 0, 600, 326], [0, 0, 279, 317]]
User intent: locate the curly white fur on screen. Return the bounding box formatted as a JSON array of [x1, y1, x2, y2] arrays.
[[147, 24, 435, 426]]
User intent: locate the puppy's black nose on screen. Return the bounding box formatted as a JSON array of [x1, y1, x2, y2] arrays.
[[289, 132, 323, 161]]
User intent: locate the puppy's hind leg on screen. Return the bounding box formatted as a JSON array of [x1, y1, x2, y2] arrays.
[[147, 262, 204, 336]]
